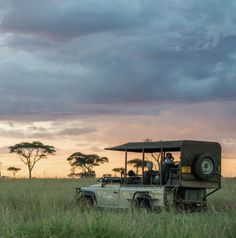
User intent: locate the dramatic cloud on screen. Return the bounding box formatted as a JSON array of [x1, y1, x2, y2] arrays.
[[0, 0, 235, 120], [0, 0, 151, 40], [0, 1, 236, 176]]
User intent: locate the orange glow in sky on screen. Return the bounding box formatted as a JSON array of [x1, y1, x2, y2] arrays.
[[0, 0, 236, 177], [0, 1, 236, 179], [0, 110, 235, 178]]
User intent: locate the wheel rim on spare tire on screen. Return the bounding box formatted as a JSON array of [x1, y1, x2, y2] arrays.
[[201, 158, 214, 175], [193, 153, 216, 180]]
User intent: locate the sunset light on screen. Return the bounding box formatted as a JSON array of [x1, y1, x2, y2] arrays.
[[0, 1, 235, 237], [0, 1, 235, 179]]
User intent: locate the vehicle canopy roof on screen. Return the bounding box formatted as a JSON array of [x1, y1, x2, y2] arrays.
[[106, 140, 221, 154]]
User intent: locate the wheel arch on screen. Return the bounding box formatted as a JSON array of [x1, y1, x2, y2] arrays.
[[79, 191, 97, 204]]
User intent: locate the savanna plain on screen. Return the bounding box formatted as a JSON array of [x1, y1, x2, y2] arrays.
[[0, 178, 235, 238]]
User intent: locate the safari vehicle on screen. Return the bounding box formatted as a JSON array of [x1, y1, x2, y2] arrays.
[[76, 140, 221, 211]]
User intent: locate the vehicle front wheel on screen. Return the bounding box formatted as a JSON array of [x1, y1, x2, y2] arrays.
[[76, 195, 93, 211]]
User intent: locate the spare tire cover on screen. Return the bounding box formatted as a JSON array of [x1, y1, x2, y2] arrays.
[[193, 153, 215, 180]]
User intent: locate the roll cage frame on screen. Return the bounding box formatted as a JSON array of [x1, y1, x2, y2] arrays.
[[106, 140, 221, 188]]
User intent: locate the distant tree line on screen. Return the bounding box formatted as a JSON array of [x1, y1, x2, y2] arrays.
[[5, 141, 150, 179], [5, 141, 109, 179]]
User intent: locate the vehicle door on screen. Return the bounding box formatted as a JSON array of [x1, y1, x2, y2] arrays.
[[96, 183, 120, 207]]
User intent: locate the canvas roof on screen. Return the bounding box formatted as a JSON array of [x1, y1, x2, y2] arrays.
[[105, 140, 220, 153]]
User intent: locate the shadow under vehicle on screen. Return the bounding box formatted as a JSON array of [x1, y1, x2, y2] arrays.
[[76, 140, 221, 211]]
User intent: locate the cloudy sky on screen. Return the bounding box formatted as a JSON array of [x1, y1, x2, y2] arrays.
[[0, 0, 236, 177]]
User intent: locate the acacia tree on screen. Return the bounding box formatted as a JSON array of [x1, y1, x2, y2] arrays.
[[7, 167, 21, 178], [9, 141, 56, 179], [112, 167, 125, 176], [128, 159, 147, 175], [67, 167, 80, 178], [67, 152, 109, 177]]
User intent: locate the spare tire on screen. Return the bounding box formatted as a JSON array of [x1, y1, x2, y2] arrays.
[[193, 153, 215, 180]]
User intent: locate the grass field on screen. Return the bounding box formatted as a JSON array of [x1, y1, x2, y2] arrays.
[[0, 178, 235, 238]]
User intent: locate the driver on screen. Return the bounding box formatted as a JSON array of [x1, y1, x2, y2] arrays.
[[164, 152, 175, 165]]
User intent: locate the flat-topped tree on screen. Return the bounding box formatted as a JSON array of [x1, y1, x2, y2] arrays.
[[7, 167, 21, 178], [112, 167, 125, 176], [9, 141, 56, 179], [128, 159, 147, 175], [67, 167, 81, 178], [67, 152, 109, 177]]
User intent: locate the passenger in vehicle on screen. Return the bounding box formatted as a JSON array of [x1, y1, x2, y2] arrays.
[[127, 170, 136, 184], [143, 162, 156, 184], [163, 153, 178, 183], [164, 152, 175, 164]]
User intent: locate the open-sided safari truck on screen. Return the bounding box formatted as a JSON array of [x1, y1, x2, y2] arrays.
[[76, 140, 221, 211]]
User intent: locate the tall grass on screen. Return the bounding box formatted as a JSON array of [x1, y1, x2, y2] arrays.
[[0, 178, 235, 238]]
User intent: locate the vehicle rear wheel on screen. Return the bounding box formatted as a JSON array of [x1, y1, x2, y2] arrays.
[[131, 197, 153, 212], [193, 153, 215, 180]]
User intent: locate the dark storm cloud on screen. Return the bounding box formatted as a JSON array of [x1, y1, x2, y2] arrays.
[[0, 0, 151, 41], [0, 0, 236, 119]]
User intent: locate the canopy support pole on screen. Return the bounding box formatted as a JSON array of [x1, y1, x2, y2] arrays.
[[142, 148, 145, 184], [160, 148, 163, 185], [125, 149, 128, 180]]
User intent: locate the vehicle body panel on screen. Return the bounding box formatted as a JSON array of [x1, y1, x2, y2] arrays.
[[77, 183, 165, 209]]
